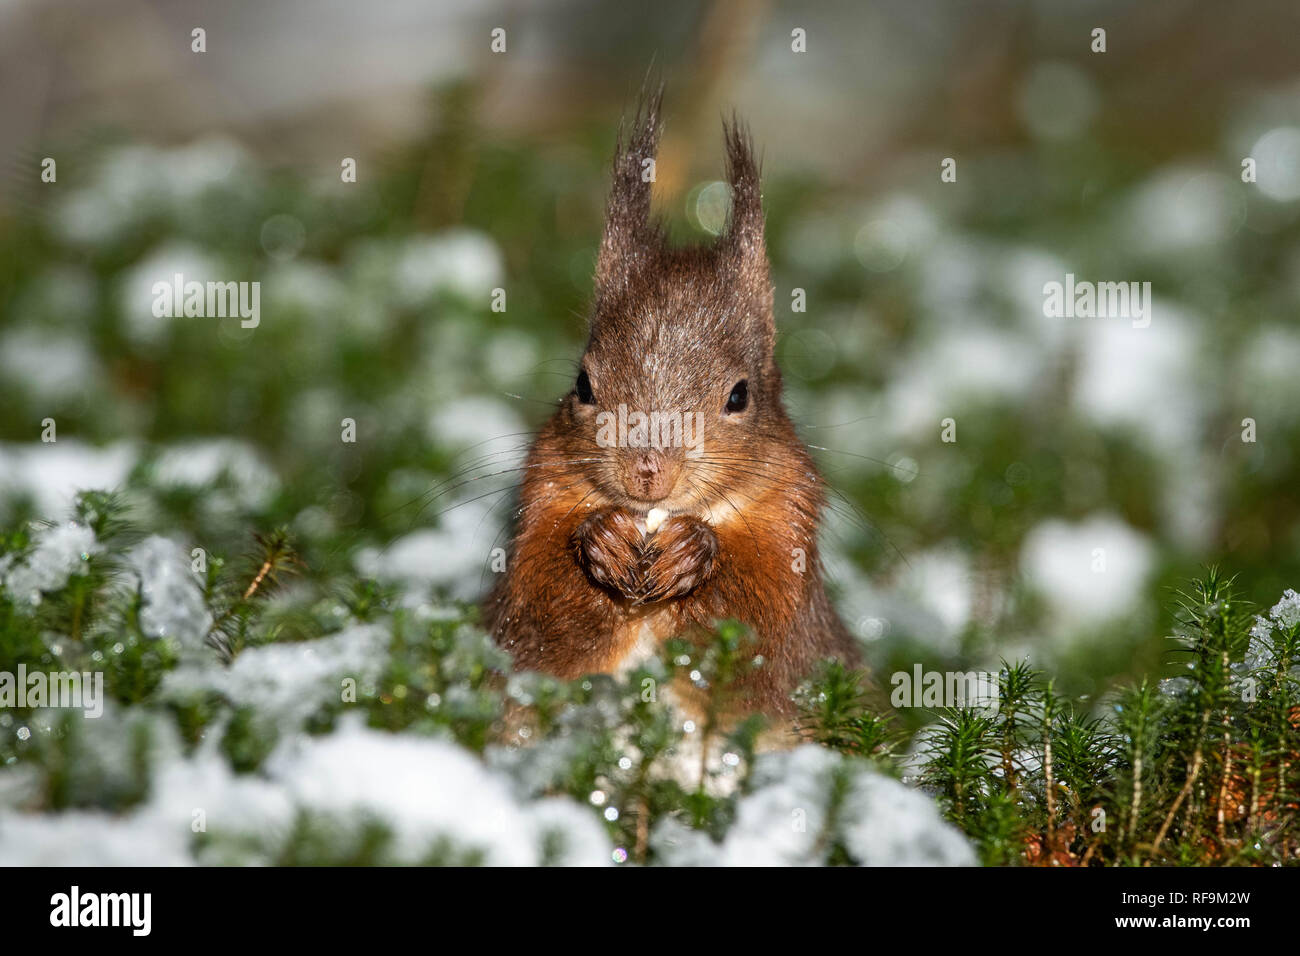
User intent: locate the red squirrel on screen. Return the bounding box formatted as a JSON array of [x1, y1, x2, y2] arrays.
[[484, 90, 858, 714]]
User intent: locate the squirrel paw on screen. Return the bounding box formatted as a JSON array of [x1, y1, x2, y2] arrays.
[[637, 514, 718, 604], [573, 507, 645, 600]]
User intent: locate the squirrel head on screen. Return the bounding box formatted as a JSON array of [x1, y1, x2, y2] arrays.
[[557, 88, 795, 516]]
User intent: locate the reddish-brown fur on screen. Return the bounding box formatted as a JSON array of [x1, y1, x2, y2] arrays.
[[483, 89, 858, 714]]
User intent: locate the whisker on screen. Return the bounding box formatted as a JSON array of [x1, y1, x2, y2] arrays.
[[545, 485, 603, 551], [691, 474, 761, 551], [477, 471, 599, 593], [795, 415, 881, 431], [803, 442, 926, 478], [686, 455, 912, 570], [499, 391, 564, 409], [403, 459, 602, 529]]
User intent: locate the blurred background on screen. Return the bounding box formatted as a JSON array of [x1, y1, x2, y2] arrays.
[[2, 0, 1300, 722]]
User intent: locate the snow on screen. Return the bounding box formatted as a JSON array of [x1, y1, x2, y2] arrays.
[[482, 329, 543, 389], [1244, 589, 1300, 671], [1019, 514, 1155, 631], [162, 624, 389, 726], [1071, 300, 1203, 451], [825, 543, 978, 654], [150, 438, 279, 510], [356, 514, 502, 603], [1250, 126, 1300, 202], [12, 702, 184, 807], [356, 417, 521, 599], [881, 326, 1039, 440], [652, 745, 974, 866], [823, 541, 988, 655], [117, 243, 223, 346], [838, 770, 977, 866], [1267, 588, 1300, 630], [262, 260, 346, 319], [393, 230, 504, 305], [898, 547, 975, 651], [0, 716, 610, 867], [852, 194, 940, 273], [1121, 168, 1242, 254], [428, 395, 527, 459], [488, 731, 591, 797], [149, 750, 294, 858], [350, 230, 504, 311], [1237, 325, 1300, 422], [1158, 447, 1220, 552], [998, 245, 1075, 348], [1159, 675, 1194, 698], [1, 522, 99, 603], [53, 139, 254, 247], [267, 718, 608, 865], [0, 327, 101, 403], [126, 537, 213, 648], [0, 441, 137, 517], [0, 810, 194, 867]]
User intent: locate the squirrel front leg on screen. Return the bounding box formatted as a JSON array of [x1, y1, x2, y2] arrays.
[[573, 506, 646, 600], [489, 504, 633, 677], [638, 514, 719, 604], [576, 510, 720, 606]]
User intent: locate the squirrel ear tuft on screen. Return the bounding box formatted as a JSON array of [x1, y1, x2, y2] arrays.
[[595, 81, 665, 299], [722, 117, 775, 354], [722, 117, 766, 272]]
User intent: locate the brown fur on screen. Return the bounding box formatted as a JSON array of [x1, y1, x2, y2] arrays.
[[483, 89, 858, 715]]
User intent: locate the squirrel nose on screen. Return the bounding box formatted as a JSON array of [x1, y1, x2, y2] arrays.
[[625, 450, 675, 502]]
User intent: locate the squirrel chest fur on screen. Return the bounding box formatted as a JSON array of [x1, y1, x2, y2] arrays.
[[484, 92, 858, 715]]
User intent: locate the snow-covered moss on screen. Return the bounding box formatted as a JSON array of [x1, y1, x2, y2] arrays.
[[1, 718, 609, 866], [127, 536, 212, 648], [1, 521, 99, 603]]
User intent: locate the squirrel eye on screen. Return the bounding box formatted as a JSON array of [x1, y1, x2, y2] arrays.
[[725, 379, 749, 414], [575, 369, 595, 405]]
